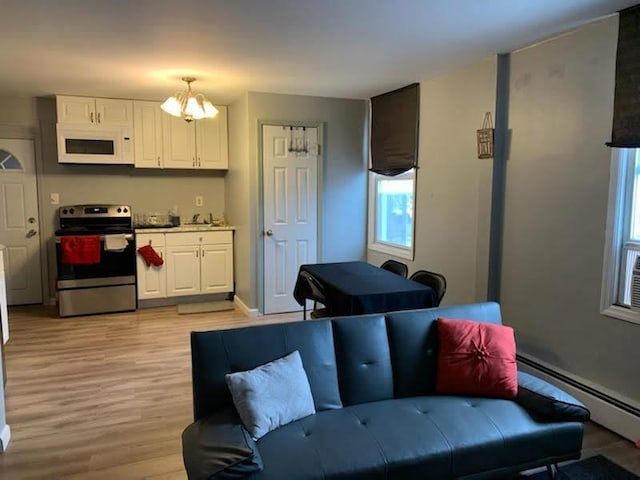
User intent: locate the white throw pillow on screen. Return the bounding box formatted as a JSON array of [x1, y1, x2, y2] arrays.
[[225, 350, 316, 440]]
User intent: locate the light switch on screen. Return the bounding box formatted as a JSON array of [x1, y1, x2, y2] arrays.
[[50, 193, 60, 205], [195, 195, 203, 207]]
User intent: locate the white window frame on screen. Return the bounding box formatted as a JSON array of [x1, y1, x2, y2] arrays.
[[601, 148, 640, 325], [367, 168, 416, 260]]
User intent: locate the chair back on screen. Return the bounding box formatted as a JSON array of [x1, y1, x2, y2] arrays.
[[380, 260, 408, 278], [299, 271, 330, 319], [409, 270, 447, 305], [299, 271, 327, 304]]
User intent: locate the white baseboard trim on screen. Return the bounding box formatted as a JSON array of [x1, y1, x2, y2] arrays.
[[0, 424, 11, 453], [517, 353, 640, 444], [233, 296, 260, 317]]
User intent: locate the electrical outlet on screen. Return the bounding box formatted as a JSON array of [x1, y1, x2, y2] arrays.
[[195, 195, 204, 207]]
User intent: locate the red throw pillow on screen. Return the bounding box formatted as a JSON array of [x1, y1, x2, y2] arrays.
[[436, 317, 517, 399]]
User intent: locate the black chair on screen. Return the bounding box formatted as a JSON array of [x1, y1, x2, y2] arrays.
[[298, 271, 330, 320], [409, 270, 447, 306], [380, 260, 408, 278]]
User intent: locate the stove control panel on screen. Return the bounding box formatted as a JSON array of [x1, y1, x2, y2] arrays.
[[59, 204, 131, 218]]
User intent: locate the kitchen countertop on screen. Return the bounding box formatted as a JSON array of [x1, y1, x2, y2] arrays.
[[135, 225, 235, 233]]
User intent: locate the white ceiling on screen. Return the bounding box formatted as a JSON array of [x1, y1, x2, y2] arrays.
[[1, 0, 636, 104]]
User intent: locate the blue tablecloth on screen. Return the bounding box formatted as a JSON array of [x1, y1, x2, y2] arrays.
[[293, 261, 437, 316]]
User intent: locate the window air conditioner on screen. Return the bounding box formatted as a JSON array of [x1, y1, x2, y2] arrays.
[[630, 256, 640, 311]]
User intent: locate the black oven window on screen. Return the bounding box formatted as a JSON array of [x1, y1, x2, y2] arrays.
[[56, 239, 135, 280]]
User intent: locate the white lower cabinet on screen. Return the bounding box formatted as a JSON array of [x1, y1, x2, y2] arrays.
[[136, 230, 233, 300], [201, 243, 234, 293], [135, 234, 167, 300], [166, 245, 201, 296]]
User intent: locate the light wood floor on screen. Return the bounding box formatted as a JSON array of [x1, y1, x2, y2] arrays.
[[0, 305, 637, 479]]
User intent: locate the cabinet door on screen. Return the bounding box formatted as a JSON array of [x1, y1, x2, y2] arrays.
[[200, 243, 233, 293], [162, 114, 196, 169], [136, 246, 166, 299], [166, 245, 200, 296], [196, 105, 228, 169], [56, 96, 96, 124], [95, 98, 133, 126], [133, 101, 163, 168]]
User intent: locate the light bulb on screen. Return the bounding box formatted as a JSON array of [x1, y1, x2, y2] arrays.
[[185, 96, 204, 119], [160, 96, 182, 117], [202, 100, 219, 118]]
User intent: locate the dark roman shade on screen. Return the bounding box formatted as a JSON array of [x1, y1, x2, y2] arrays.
[[608, 4, 640, 148], [370, 83, 419, 176]]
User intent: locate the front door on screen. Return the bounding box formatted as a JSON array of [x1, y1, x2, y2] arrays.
[[0, 139, 42, 306], [262, 125, 318, 314]]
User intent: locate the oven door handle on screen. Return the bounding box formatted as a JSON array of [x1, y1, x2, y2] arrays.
[[55, 233, 134, 243]]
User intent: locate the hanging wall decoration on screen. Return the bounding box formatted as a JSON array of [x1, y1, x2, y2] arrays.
[[477, 112, 494, 159]]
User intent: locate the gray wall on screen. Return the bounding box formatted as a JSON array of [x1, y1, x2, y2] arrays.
[[368, 58, 496, 306], [226, 93, 251, 306], [502, 16, 640, 402], [236, 92, 367, 310], [18, 98, 227, 301]]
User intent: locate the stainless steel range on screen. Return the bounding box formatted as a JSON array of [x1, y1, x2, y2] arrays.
[[55, 204, 136, 317]]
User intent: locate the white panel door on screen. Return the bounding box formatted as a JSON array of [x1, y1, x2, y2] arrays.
[[263, 125, 318, 314], [166, 246, 200, 296], [0, 139, 42, 306], [201, 244, 233, 293]]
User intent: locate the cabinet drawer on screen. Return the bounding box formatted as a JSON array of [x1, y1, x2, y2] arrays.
[[136, 233, 165, 248], [165, 231, 232, 246]]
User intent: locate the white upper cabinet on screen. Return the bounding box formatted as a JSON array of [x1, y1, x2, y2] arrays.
[[96, 98, 134, 126], [133, 101, 164, 168], [197, 107, 228, 170], [57, 95, 133, 126], [161, 105, 228, 170], [162, 114, 197, 169]]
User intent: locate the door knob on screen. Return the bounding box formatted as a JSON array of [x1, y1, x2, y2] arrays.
[[26, 229, 37, 238], [265, 230, 273, 236]]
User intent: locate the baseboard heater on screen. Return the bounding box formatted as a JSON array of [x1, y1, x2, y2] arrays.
[[516, 354, 640, 444]]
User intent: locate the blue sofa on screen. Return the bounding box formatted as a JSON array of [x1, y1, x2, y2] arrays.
[[183, 302, 589, 479]]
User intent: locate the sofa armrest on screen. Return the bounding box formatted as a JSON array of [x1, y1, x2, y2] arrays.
[[182, 409, 263, 480], [516, 371, 590, 422]]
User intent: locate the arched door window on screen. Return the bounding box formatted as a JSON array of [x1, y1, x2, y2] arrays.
[[0, 149, 23, 171]]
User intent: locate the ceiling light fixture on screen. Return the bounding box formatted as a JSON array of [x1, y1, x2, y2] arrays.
[[160, 77, 218, 122]]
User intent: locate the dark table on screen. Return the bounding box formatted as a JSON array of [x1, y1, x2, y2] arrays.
[[293, 261, 437, 316]]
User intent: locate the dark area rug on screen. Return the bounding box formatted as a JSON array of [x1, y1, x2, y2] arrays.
[[527, 455, 639, 480]]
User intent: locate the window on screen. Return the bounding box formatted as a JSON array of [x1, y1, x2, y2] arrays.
[[367, 168, 416, 259], [601, 148, 640, 324], [0, 149, 23, 170]]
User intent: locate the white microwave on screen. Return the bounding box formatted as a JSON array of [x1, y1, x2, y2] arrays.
[[56, 124, 134, 165]]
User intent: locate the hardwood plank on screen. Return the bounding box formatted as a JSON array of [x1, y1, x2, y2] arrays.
[[0, 305, 637, 479]]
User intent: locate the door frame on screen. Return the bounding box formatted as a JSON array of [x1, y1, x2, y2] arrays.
[[257, 121, 324, 314], [0, 127, 45, 306]]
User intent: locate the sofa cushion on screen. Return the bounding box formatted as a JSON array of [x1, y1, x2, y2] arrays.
[[436, 317, 517, 399], [182, 409, 263, 480], [226, 351, 316, 440], [191, 320, 342, 420], [248, 396, 583, 480], [386, 302, 503, 398], [516, 371, 591, 422], [331, 315, 394, 406]]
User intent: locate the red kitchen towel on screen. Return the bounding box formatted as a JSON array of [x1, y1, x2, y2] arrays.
[[61, 236, 101, 265], [137, 244, 164, 267]]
